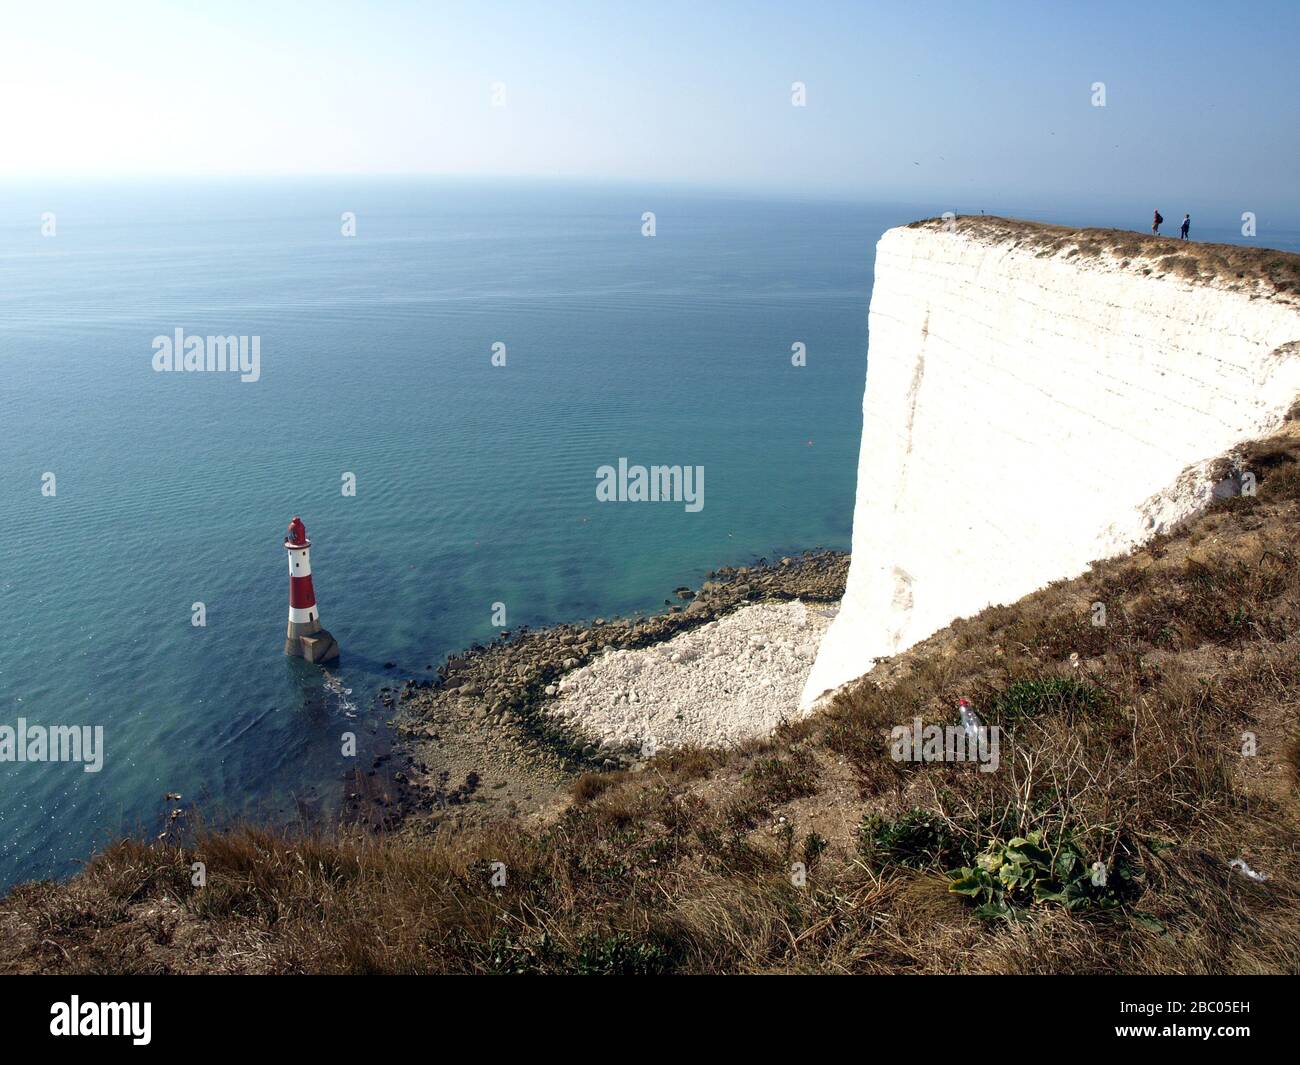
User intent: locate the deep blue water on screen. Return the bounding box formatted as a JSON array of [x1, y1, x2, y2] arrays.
[[2, 180, 1296, 890]]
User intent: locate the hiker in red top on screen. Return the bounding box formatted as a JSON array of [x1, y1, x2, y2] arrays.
[[1152, 209, 1163, 235]]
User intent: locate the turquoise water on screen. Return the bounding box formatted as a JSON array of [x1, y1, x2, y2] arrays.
[[0, 180, 895, 888], [3, 182, 1296, 890]]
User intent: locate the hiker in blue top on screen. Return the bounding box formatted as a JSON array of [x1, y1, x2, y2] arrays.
[[1180, 214, 1190, 240]]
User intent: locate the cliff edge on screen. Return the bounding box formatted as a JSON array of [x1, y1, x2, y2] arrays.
[[802, 217, 1300, 707]]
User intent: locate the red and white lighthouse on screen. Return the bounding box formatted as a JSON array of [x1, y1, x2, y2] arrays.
[[283, 516, 340, 663]]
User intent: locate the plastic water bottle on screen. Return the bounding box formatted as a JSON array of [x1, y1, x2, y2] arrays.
[[958, 697, 986, 745]]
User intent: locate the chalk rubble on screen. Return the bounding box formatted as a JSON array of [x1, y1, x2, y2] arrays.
[[548, 600, 834, 752]]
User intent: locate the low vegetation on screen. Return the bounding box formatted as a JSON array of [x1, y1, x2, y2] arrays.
[[4, 422, 1300, 973], [909, 215, 1300, 301]]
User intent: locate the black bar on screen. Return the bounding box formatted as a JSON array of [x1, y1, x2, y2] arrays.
[[0, 975, 1289, 1050]]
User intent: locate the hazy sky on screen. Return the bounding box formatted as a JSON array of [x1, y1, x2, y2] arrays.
[[2, 0, 1296, 206]]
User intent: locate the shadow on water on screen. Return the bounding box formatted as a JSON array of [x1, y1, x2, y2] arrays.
[[283, 656, 405, 831], [119, 658, 408, 859]]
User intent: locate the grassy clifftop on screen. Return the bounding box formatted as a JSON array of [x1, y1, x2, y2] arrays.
[[907, 215, 1300, 302], [4, 419, 1300, 974]]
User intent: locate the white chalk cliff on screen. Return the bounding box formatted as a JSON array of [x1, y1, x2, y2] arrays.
[[802, 218, 1300, 708]]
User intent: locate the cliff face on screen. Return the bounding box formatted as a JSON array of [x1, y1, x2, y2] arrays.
[[801, 218, 1300, 708]]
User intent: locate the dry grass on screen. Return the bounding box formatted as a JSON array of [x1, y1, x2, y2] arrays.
[[907, 215, 1300, 301], [5, 426, 1300, 973]]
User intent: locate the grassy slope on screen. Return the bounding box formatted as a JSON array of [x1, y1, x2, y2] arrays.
[[4, 422, 1300, 974]]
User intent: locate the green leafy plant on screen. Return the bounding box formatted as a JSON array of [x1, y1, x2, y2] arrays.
[[801, 831, 828, 869], [744, 746, 818, 804], [859, 809, 967, 869], [484, 929, 566, 974], [947, 829, 1138, 920], [574, 932, 672, 975], [990, 678, 1105, 726], [484, 929, 672, 974]]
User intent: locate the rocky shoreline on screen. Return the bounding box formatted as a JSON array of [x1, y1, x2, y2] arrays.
[[384, 550, 848, 827]]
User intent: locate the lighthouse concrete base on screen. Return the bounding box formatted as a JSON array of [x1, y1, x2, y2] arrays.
[[285, 629, 340, 664]]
